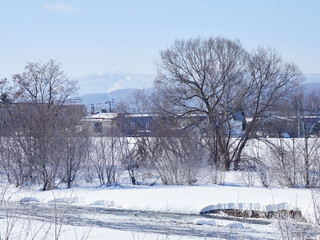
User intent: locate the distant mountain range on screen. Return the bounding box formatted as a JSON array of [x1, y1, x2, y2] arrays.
[[73, 71, 155, 95], [304, 73, 320, 83], [75, 73, 320, 112], [302, 74, 320, 94], [78, 88, 154, 108], [73, 71, 155, 112]]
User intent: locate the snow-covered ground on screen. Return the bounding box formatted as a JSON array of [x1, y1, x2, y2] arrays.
[[0, 171, 319, 239], [4, 184, 314, 218], [0, 214, 282, 240]]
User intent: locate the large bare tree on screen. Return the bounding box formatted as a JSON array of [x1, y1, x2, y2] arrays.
[[156, 37, 302, 170], [13, 59, 77, 106], [232, 47, 302, 169], [156, 37, 247, 169]]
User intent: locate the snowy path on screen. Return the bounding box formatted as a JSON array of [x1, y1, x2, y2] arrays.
[[0, 202, 280, 239]]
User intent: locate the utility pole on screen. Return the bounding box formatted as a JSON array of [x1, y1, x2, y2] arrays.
[[298, 100, 300, 138], [105, 99, 115, 113]]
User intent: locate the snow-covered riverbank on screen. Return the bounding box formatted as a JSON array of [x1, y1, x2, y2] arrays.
[[1, 178, 319, 239], [3, 183, 316, 221]]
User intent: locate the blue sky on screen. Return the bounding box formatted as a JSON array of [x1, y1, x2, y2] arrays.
[[0, 0, 319, 80]]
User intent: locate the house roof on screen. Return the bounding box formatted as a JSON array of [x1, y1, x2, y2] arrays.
[[84, 112, 119, 121]]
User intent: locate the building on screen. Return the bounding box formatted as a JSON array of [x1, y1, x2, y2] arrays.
[[82, 110, 246, 137], [82, 112, 120, 135]]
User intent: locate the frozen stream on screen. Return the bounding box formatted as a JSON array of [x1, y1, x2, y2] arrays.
[[0, 202, 282, 239]]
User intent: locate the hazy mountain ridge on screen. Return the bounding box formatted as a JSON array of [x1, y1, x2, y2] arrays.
[[78, 88, 155, 112], [77, 73, 320, 110], [303, 74, 320, 93], [304, 73, 320, 83], [74, 71, 155, 95]]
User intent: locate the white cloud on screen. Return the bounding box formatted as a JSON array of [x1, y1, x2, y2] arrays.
[[44, 3, 77, 14]]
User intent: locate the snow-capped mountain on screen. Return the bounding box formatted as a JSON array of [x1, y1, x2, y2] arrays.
[[75, 72, 320, 112], [73, 71, 155, 95], [78, 88, 153, 105], [302, 74, 320, 94], [304, 73, 320, 83]]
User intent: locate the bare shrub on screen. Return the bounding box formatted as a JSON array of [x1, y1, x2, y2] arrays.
[[118, 137, 142, 185], [209, 164, 225, 185], [89, 135, 123, 186], [151, 132, 205, 185], [0, 60, 83, 191]]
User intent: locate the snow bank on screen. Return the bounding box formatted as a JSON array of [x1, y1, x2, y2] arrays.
[[20, 197, 39, 203], [200, 202, 293, 214], [3, 184, 316, 221], [193, 218, 217, 225], [193, 218, 245, 229], [226, 222, 245, 229]]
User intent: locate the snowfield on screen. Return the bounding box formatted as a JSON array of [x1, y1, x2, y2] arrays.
[[3, 183, 315, 221], [1, 170, 319, 239], [1, 175, 319, 240]]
